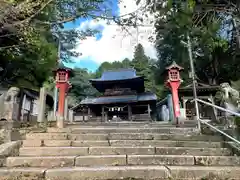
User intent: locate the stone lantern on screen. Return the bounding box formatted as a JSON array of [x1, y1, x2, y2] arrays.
[[165, 61, 183, 126], [53, 62, 73, 128]]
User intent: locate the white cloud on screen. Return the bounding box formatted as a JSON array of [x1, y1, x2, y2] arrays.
[[74, 0, 157, 64]]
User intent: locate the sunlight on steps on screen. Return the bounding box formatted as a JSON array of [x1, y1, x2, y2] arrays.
[[1, 122, 240, 180]]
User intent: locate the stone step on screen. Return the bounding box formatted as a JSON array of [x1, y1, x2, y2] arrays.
[[128, 155, 240, 166], [73, 155, 195, 166], [66, 120, 198, 126], [153, 134, 222, 141], [167, 166, 240, 179], [0, 168, 46, 179], [66, 123, 197, 128], [7, 155, 240, 168], [26, 132, 221, 141], [22, 139, 223, 148], [71, 133, 222, 141], [70, 127, 199, 134], [23, 140, 110, 147], [44, 166, 240, 180], [19, 146, 231, 156], [26, 133, 68, 140], [67, 124, 197, 128], [109, 140, 222, 148], [48, 127, 199, 134], [20, 147, 89, 156], [6, 156, 76, 168], [0, 166, 239, 180], [155, 147, 232, 156]]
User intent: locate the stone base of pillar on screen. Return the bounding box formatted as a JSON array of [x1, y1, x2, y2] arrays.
[[57, 116, 65, 128], [172, 117, 185, 127], [1, 121, 21, 142], [4, 102, 19, 121]]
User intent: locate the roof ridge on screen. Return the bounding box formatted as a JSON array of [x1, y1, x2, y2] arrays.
[[103, 68, 136, 73]]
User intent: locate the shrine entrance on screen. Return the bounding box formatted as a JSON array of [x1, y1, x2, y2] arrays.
[[104, 105, 128, 121]]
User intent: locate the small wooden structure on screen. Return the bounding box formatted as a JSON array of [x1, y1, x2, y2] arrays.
[[73, 69, 157, 122], [179, 82, 220, 120], [0, 87, 53, 122]]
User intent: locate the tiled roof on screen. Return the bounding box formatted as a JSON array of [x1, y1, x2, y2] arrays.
[[79, 92, 157, 105], [90, 68, 142, 81]]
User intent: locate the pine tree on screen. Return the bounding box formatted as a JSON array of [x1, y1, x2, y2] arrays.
[[132, 44, 149, 74], [131, 44, 152, 91]]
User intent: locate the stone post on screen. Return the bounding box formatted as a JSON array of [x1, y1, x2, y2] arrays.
[[2, 121, 20, 142], [69, 110, 74, 123], [147, 104, 151, 118], [87, 107, 91, 121], [21, 94, 26, 121], [4, 87, 20, 121], [128, 105, 132, 121], [64, 97, 68, 121], [37, 87, 46, 123], [101, 106, 104, 122], [210, 95, 218, 119]]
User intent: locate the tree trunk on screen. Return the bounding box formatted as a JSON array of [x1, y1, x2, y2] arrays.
[[232, 18, 240, 49]]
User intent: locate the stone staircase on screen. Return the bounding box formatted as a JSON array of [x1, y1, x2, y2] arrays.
[[2, 122, 240, 179]]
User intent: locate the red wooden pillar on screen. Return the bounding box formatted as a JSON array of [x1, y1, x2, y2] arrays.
[[169, 81, 181, 118], [165, 61, 183, 126], [57, 83, 67, 118]]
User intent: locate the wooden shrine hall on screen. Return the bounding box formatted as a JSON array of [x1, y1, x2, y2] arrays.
[[73, 69, 157, 122]]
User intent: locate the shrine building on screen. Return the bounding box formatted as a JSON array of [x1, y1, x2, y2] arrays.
[[72, 68, 157, 122]]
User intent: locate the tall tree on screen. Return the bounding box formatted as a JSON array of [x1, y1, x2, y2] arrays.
[[132, 44, 149, 73], [0, 0, 116, 88], [95, 60, 132, 78], [122, 58, 131, 68], [143, 0, 240, 85], [118, 0, 240, 87], [131, 43, 163, 97], [132, 44, 153, 91], [69, 68, 98, 104]]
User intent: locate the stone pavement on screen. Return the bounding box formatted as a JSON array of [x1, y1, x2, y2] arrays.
[[1, 121, 240, 179]]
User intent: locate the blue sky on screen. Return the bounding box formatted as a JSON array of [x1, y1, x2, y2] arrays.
[[62, 0, 156, 72], [63, 0, 119, 72]]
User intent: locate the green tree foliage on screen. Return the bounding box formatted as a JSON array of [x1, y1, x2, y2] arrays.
[[44, 68, 99, 106], [131, 44, 163, 97], [152, 0, 232, 85], [95, 59, 132, 78], [69, 68, 99, 105], [119, 0, 240, 87], [132, 44, 149, 75], [0, 0, 115, 88], [43, 76, 55, 94], [132, 44, 156, 92]]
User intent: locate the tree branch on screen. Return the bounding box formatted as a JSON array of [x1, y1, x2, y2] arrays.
[[33, 4, 148, 26], [2, 0, 54, 29]]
